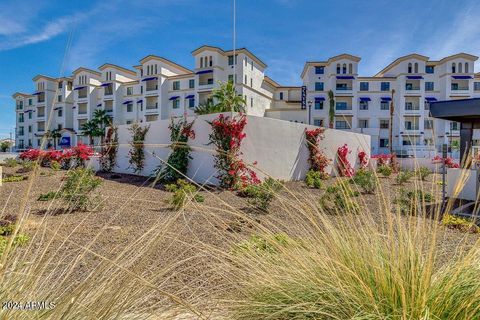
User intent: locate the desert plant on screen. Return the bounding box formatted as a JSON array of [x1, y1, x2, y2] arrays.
[[319, 181, 360, 214], [50, 160, 61, 171], [127, 122, 150, 174], [396, 170, 413, 185], [166, 179, 204, 210], [377, 164, 393, 177], [304, 170, 325, 189], [238, 178, 283, 212], [2, 175, 27, 183], [99, 125, 118, 172], [350, 169, 377, 193], [60, 168, 102, 211], [442, 214, 480, 233], [394, 188, 434, 215], [235, 233, 300, 256], [416, 166, 431, 181], [37, 191, 59, 202], [2, 158, 18, 167]]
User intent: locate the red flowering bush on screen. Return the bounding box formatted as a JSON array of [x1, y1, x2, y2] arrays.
[[337, 144, 355, 177], [305, 128, 330, 176], [19, 144, 94, 169], [19, 149, 43, 161], [209, 114, 259, 189], [358, 150, 369, 169], [432, 155, 459, 168], [372, 154, 391, 167]]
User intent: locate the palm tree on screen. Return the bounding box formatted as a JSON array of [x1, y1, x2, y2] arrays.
[[328, 90, 335, 129], [212, 81, 246, 113], [194, 98, 217, 115], [389, 89, 395, 154], [81, 120, 100, 146], [92, 109, 112, 145], [50, 129, 62, 149]]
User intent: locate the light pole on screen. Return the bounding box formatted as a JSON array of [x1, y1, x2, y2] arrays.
[[308, 100, 312, 125]]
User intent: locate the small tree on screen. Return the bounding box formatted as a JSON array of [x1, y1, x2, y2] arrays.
[[328, 90, 335, 129], [128, 123, 150, 174], [60, 168, 102, 211], [81, 121, 100, 146], [49, 129, 62, 149], [0, 141, 11, 152], [195, 81, 246, 115]]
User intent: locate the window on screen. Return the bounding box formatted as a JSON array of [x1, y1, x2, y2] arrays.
[[154, 64, 158, 74], [336, 102, 349, 110], [251, 97, 253, 108], [424, 119, 433, 129], [28, 112, 32, 119], [379, 138, 389, 148], [380, 101, 390, 110], [126, 103, 133, 112], [251, 61, 254, 70], [451, 83, 459, 90], [244, 57, 247, 66], [313, 119, 323, 127], [380, 119, 389, 129], [209, 56, 212, 67], [358, 119, 368, 128], [405, 102, 418, 110], [452, 63, 456, 73], [19, 114, 24, 123], [188, 98, 195, 108], [279, 92, 284, 100], [57, 124, 62, 130], [450, 122, 459, 131], [425, 82, 434, 91], [342, 63, 347, 74], [126, 120, 133, 125], [359, 82, 369, 91], [228, 74, 234, 83], [425, 65, 434, 74], [58, 82, 63, 89], [335, 120, 350, 129], [244, 75, 247, 85], [465, 63, 469, 73], [475, 82, 480, 91], [228, 55, 236, 65], [359, 101, 369, 110], [314, 100, 323, 110], [127, 87, 133, 95], [315, 82, 324, 91], [348, 63, 353, 74], [28, 99, 32, 106], [381, 82, 390, 91], [408, 63, 412, 73], [58, 109, 63, 117], [336, 64, 341, 74], [173, 81, 180, 90], [459, 63, 463, 73], [414, 62, 419, 73], [28, 125, 32, 133], [200, 57, 203, 68], [172, 98, 180, 109], [405, 119, 419, 130], [250, 78, 253, 87], [189, 79, 195, 88], [315, 66, 324, 74], [58, 95, 62, 102]]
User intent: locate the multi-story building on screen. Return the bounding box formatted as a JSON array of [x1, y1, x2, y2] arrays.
[[11, 46, 480, 156]]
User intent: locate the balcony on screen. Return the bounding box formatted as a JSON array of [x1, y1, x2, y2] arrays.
[[335, 102, 352, 111], [450, 82, 470, 95], [146, 104, 158, 110]]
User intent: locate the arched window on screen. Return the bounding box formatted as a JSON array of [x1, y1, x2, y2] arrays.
[[348, 63, 353, 74], [336, 64, 341, 74], [465, 63, 469, 73], [342, 63, 347, 74], [452, 63, 456, 73], [459, 63, 463, 73], [414, 63, 418, 73], [209, 56, 213, 67], [408, 63, 412, 73]]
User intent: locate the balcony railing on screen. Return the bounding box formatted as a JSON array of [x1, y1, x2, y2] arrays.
[[199, 79, 214, 86], [146, 105, 158, 109], [405, 105, 420, 111], [78, 109, 88, 115], [405, 85, 420, 90], [335, 105, 352, 110], [451, 86, 469, 91], [335, 86, 352, 91]]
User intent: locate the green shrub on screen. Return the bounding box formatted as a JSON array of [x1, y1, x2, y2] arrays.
[[50, 161, 61, 171], [0, 234, 30, 256], [2, 175, 27, 183], [442, 214, 480, 233], [37, 191, 59, 201], [305, 170, 325, 189], [235, 233, 299, 255], [319, 181, 360, 214], [394, 188, 434, 215], [2, 158, 18, 167], [396, 170, 413, 185], [377, 165, 392, 177], [416, 166, 431, 181], [238, 178, 283, 212], [350, 169, 377, 193], [166, 179, 204, 211], [19, 160, 36, 173], [60, 168, 102, 211]]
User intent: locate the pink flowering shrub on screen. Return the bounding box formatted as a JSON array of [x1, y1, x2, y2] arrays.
[[432, 155, 459, 168], [358, 150, 368, 169], [337, 144, 355, 177]]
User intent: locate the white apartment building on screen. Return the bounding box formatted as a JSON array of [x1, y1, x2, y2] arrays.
[[12, 46, 480, 156]]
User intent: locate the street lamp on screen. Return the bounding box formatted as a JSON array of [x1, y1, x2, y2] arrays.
[[307, 100, 312, 125]]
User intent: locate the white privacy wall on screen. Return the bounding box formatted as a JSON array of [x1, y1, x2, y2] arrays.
[[111, 113, 371, 185]]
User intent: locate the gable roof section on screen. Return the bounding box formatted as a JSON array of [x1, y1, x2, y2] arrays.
[[98, 63, 137, 76], [32, 74, 57, 82], [72, 67, 101, 76], [138, 55, 192, 74], [375, 53, 429, 77], [438, 53, 478, 64], [191, 45, 268, 68]]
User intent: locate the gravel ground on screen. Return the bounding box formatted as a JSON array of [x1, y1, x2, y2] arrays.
[[1, 165, 479, 316]]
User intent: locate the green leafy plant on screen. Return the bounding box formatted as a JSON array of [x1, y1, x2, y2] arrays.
[[238, 178, 283, 212], [37, 191, 59, 201], [350, 169, 377, 194], [2, 158, 18, 167], [377, 164, 393, 177], [99, 125, 118, 172], [195, 81, 246, 115], [50, 160, 61, 171], [165, 179, 204, 211], [2, 175, 27, 183], [416, 166, 431, 181], [235, 233, 300, 256], [305, 170, 325, 189], [394, 188, 434, 215], [127, 122, 150, 174], [319, 181, 360, 214], [60, 168, 102, 211], [442, 214, 480, 233], [396, 170, 413, 185], [328, 90, 335, 129], [0, 214, 17, 236], [0, 140, 11, 152]]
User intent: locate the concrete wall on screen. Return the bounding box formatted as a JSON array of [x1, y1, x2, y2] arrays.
[[109, 113, 371, 185]]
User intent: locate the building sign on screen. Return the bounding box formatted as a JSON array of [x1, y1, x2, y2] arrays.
[[301, 85, 307, 109], [59, 137, 71, 147]]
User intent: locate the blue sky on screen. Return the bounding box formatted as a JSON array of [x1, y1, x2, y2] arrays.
[[1, 0, 480, 138]]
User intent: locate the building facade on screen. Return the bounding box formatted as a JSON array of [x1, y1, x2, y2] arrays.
[[12, 46, 480, 156]]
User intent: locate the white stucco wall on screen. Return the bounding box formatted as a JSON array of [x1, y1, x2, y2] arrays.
[[99, 113, 372, 185]]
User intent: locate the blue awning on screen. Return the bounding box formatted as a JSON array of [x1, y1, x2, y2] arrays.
[[97, 103, 102, 107], [185, 95, 195, 99], [452, 75, 472, 79], [100, 83, 111, 87], [123, 100, 132, 105], [196, 69, 213, 75], [74, 86, 86, 90], [336, 76, 354, 79], [137, 100, 143, 104], [32, 91, 43, 95], [169, 96, 180, 100], [381, 97, 391, 101], [425, 97, 437, 102], [406, 76, 423, 79], [142, 77, 158, 81], [314, 97, 325, 101], [359, 97, 371, 102]]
